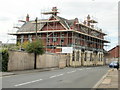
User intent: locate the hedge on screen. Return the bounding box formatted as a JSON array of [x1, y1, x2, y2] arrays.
[[0, 49, 9, 72]]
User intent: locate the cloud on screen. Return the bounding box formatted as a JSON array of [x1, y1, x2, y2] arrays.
[[0, 0, 118, 50]]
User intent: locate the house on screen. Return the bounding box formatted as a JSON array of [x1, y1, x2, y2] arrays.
[[108, 45, 120, 58], [105, 45, 120, 64], [10, 7, 109, 67]]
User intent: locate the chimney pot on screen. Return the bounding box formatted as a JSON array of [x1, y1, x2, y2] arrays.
[[26, 14, 29, 22]]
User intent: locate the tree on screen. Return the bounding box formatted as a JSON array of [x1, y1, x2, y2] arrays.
[[25, 40, 45, 69]]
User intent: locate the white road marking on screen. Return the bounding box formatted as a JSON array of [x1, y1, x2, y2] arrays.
[[49, 73, 64, 78], [78, 69, 83, 71], [67, 70, 76, 74], [49, 75, 57, 78], [14, 79, 43, 87], [56, 73, 64, 77], [86, 68, 91, 69]]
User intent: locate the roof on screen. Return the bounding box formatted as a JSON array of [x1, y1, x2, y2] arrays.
[[17, 15, 75, 32], [11, 15, 109, 43], [108, 45, 119, 52], [17, 20, 46, 32]]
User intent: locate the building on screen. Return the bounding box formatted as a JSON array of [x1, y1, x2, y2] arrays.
[[105, 45, 120, 64], [10, 7, 109, 67], [108, 45, 120, 58]]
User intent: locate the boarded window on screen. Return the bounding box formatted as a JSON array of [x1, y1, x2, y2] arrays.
[[72, 51, 75, 61], [76, 51, 79, 61], [90, 53, 92, 61], [84, 52, 87, 61]]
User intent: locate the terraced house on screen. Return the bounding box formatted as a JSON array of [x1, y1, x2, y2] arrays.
[[11, 7, 109, 67]]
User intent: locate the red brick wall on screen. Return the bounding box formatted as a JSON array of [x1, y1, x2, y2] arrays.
[[108, 46, 120, 58], [42, 22, 66, 31]]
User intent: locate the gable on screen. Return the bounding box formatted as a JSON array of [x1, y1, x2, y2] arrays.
[[41, 22, 66, 31]]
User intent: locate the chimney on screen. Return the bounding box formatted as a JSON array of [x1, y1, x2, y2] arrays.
[[52, 7, 57, 12], [83, 20, 86, 25], [87, 14, 90, 20], [52, 7, 58, 16], [26, 14, 29, 22], [87, 15, 90, 26]]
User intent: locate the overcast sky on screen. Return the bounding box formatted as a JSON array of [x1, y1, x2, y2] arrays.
[[0, 0, 119, 50]]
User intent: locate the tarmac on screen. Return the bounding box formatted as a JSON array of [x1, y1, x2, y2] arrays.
[[0, 67, 119, 89]]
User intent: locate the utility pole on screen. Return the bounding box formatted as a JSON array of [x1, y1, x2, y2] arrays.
[[35, 17, 38, 40], [34, 17, 38, 69]]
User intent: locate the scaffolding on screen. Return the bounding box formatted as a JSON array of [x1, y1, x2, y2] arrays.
[[12, 7, 110, 55]]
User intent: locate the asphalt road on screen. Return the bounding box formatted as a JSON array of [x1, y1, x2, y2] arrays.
[[2, 66, 109, 88]]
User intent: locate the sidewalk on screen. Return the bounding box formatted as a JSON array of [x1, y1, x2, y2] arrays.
[[95, 68, 119, 89], [0, 67, 58, 77]]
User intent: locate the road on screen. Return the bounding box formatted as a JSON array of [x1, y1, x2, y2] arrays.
[[2, 66, 109, 88]]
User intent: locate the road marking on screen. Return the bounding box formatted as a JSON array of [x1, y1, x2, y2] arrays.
[[67, 70, 76, 74], [14, 79, 43, 87], [49, 73, 64, 78], [86, 68, 91, 69], [78, 69, 83, 71], [56, 73, 64, 77], [49, 75, 57, 78]]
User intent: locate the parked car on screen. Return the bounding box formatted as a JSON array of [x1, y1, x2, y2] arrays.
[[109, 61, 118, 68]]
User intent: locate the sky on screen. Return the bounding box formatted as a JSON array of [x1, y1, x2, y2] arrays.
[[0, 0, 119, 50]]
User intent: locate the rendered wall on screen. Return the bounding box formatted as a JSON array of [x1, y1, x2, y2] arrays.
[[8, 51, 67, 71], [8, 51, 34, 71]]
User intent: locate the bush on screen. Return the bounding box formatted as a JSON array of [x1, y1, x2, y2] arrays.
[[0, 49, 9, 72], [25, 40, 45, 55]]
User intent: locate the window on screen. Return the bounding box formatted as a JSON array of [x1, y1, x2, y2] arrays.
[[61, 38, 64, 43], [61, 33, 64, 37], [101, 54, 103, 61], [54, 33, 58, 37], [72, 51, 75, 61], [76, 51, 80, 61], [47, 38, 50, 43], [84, 52, 87, 61], [21, 35, 24, 43], [90, 53, 92, 61], [53, 37, 57, 42], [28, 35, 32, 42], [99, 54, 101, 61]]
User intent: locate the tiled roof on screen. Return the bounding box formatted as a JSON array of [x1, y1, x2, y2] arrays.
[[17, 20, 46, 32], [17, 15, 75, 32]]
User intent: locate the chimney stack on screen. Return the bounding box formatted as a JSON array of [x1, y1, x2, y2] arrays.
[[52, 7, 58, 16], [26, 14, 29, 22], [52, 7, 57, 12], [87, 15, 90, 26], [87, 14, 90, 20]]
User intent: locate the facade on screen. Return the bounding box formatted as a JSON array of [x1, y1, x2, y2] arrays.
[[11, 7, 109, 67], [108, 45, 120, 58]]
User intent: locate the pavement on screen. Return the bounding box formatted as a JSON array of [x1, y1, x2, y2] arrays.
[[94, 68, 119, 89], [0, 67, 58, 77]]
